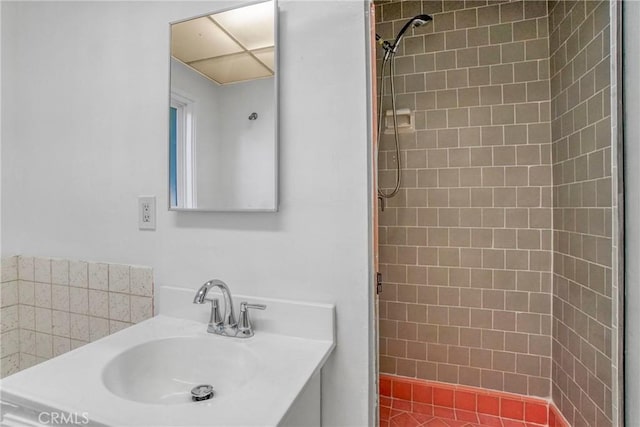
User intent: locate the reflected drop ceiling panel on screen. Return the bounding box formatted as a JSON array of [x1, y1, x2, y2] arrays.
[[190, 53, 273, 85], [171, 17, 243, 63], [171, 0, 275, 85], [211, 2, 274, 51], [252, 47, 275, 72]]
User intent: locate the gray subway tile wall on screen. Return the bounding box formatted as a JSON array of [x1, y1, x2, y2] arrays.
[[376, 0, 554, 398], [549, 1, 613, 426], [376, 2, 615, 426]]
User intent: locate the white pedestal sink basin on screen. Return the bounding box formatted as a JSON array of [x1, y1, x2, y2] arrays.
[[102, 337, 259, 405], [0, 287, 335, 426]]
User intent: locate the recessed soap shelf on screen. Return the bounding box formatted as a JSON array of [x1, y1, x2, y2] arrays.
[[384, 108, 414, 134]]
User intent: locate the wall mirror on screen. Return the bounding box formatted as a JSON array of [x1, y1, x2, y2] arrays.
[[169, 0, 278, 212]]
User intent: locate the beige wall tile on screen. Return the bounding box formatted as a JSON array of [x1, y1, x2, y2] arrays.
[[51, 260, 69, 286], [69, 313, 89, 342], [69, 261, 88, 288], [34, 258, 51, 284], [88, 263, 108, 291]]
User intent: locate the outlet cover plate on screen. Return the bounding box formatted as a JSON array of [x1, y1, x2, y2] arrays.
[[138, 196, 156, 230]]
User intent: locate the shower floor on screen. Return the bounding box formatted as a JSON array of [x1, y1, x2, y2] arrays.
[[379, 375, 568, 427], [380, 405, 543, 427]]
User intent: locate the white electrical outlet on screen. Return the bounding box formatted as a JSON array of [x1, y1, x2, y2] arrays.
[[138, 196, 156, 230]]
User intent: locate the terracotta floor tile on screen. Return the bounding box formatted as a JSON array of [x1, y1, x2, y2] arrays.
[[501, 419, 527, 427], [477, 413, 504, 427], [378, 409, 549, 427], [414, 384, 433, 404], [393, 398, 413, 411], [501, 399, 524, 420], [413, 402, 434, 415], [422, 418, 450, 427], [433, 388, 455, 407], [442, 418, 472, 427], [524, 402, 547, 424], [381, 377, 392, 397], [455, 390, 477, 412], [390, 412, 423, 427], [393, 381, 412, 401], [433, 406, 456, 419], [456, 409, 479, 423], [381, 406, 392, 421], [477, 395, 500, 416], [410, 413, 435, 424], [389, 409, 406, 419]]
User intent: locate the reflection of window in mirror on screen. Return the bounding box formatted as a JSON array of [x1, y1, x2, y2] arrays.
[[170, 92, 196, 208], [169, 106, 178, 207]]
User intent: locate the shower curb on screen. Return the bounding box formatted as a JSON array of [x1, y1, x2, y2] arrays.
[[380, 374, 570, 427]]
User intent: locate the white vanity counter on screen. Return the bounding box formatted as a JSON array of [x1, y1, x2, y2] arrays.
[[0, 288, 335, 426]]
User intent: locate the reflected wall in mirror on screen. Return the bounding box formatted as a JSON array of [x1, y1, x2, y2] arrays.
[[169, 0, 278, 212]]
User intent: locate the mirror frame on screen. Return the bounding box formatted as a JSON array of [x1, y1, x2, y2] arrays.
[[167, 0, 279, 213]]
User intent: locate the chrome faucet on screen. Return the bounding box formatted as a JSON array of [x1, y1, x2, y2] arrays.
[[193, 279, 265, 338]]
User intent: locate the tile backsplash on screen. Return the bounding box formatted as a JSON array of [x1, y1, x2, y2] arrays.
[[0, 255, 153, 378]]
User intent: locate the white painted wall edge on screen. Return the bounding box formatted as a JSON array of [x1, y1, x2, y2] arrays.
[[363, 0, 378, 425]]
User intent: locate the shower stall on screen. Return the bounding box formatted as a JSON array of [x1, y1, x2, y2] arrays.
[[373, 1, 621, 426]]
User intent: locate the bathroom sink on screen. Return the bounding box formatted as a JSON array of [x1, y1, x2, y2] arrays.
[[0, 289, 335, 426], [102, 337, 259, 404]]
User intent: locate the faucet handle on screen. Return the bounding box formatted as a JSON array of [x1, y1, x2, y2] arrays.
[[241, 302, 267, 311], [237, 302, 266, 338]]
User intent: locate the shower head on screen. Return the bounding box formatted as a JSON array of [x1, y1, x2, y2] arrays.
[[376, 14, 433, 61], [387, 14, 433, 57], [393, 14, 432, 49], [409, 14, 433, 28]]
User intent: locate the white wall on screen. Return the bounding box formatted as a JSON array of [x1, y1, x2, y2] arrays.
[[624, 2, 640, 424], [1, 1, 373, 425], [216, 76, 275, 210]]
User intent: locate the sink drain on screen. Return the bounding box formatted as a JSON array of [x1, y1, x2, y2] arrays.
[[191, 384, 214, 402]]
